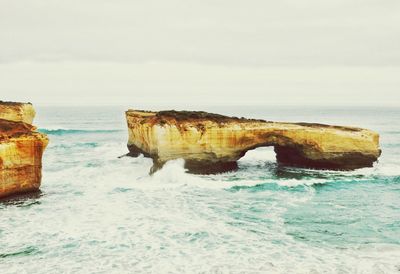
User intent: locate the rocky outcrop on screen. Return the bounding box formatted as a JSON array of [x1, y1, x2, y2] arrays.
[[0, 101, 48, 198], [0, 101, 36, 124], [126, 110, 381, 174]]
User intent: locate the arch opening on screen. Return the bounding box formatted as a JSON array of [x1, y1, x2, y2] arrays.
[[238, 146, 277, 166]]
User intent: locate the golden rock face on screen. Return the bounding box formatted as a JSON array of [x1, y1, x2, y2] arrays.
[[0, 101, 36, 124], [126, 110, 381, 174], [0, 101, 48, 198]]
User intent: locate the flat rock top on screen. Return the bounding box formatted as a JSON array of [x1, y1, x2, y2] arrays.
[[126, 109, 363, 132], [127, 109, 259, 122], [0, 100, 32, 106]]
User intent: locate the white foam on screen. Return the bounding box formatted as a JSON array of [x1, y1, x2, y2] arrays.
[[4, 112, 399, 274], [238, 146, 277, 163]]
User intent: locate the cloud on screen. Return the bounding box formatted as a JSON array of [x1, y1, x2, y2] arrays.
[[1, 0, 400, 66], [1, 61, 399, 106], [1, 1, 399, 106]]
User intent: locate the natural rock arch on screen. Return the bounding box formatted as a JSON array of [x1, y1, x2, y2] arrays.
[[125, 110, 381, 174]]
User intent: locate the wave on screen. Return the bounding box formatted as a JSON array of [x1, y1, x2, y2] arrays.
[[38, 128, 123, 135], [133, 159, 326, 192], [136, 158, 400, 194], [51, 142, 99, 149]]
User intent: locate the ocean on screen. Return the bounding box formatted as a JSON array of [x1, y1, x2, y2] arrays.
[[1, 106, 399, 273]]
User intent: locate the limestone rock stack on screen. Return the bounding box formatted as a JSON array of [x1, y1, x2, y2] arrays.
[[126, 110, 381, 174], [0, 101, 48, 198]]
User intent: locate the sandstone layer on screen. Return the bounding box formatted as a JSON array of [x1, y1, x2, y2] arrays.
[[0, 101, 36, 124], [0, 101, 48, 198], [126, 110, 381, 174]]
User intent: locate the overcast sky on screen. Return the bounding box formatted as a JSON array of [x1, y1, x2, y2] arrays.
[[1, 0, 399, 106]]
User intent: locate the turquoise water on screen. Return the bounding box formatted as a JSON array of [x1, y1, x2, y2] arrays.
[[1, 106, 399, 273]]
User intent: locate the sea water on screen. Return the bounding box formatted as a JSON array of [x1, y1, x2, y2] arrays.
[[1, 106, 399, 273]]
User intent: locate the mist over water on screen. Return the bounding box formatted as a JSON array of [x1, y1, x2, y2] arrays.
[[1, 106, 400, 273]]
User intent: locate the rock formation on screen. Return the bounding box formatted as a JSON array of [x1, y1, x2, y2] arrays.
[[0, 101, 36, 124], [126, 110, 381, 174], [0, 101, 48, 198]]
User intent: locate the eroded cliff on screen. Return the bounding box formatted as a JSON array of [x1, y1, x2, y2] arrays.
[[0, 101, 36, 124], [126, 110, 381, 174], [0, 101, 48, 198]]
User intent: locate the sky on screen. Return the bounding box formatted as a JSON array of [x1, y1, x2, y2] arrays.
[[0, 0, 399, 107]]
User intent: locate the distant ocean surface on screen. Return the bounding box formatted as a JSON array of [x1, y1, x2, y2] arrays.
[[1, 106, 399, 273]]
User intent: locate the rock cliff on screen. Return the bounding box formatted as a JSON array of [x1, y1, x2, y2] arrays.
[[0, 101, 36, 124], [0, 101, 48, 198], [126, 110, 381, 174]]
